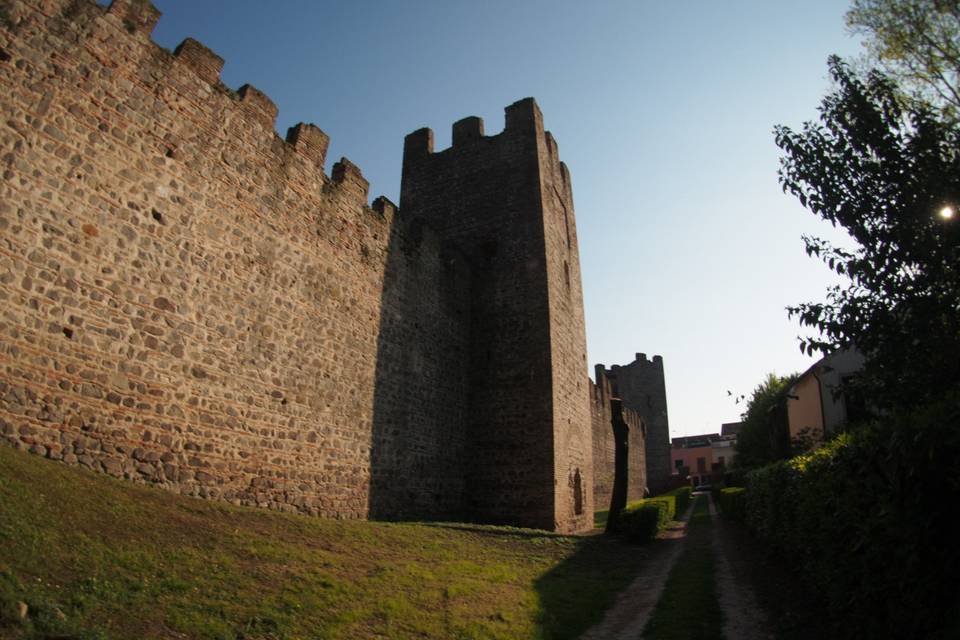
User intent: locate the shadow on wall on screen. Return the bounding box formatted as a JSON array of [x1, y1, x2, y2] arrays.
[[366, 201, 472, 521]]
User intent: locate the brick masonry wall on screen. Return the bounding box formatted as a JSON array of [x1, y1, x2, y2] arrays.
[[602, 353, 671, 495], [0, 0, 471, 519]]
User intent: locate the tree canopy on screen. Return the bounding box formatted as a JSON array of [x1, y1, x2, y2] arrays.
[[776, 57, 960, 410], [847, 0, 960, 119], [734, 372, 798, 470]]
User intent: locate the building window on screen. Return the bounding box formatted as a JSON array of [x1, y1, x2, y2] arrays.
[[718, 456, 725, 468], [697, 457, 706, 473], [675, 459, 683, 469]]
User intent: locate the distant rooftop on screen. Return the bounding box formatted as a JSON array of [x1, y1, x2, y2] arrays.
[[721, 421, 742, 436], [672, 433, 721, 448]]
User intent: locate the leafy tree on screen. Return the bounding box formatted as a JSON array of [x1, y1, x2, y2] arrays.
[[734, 373, 798, 470], [776, 57, 960, 410], [846, 0, 960, 119]]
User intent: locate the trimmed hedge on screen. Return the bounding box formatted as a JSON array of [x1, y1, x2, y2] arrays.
[[717, 487, 745, 522], [615, 502, 667, 542], [610, 486, 693, 543], [743, 396, 960, 639], [665, 485, 692, 515]]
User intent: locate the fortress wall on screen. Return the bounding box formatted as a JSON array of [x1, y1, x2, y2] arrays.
[[618, 401, 646, 502], [591, 368, 647, 515], [604, 354, 671, 495], [538, 129, 592, 531], [589, 372, 615, 512], [0, 0, 470, 518], [368, 203, 472, 521]]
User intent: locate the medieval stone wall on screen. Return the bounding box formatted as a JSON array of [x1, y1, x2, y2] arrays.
[[590, 366, 646, 515], [539, 126, 592, 532], [0, 0, 594, 533], [601, 353, 671, 495], [590, 373, 615, 511], [615, 398, 646, 502], [0, 0, 471, 520]]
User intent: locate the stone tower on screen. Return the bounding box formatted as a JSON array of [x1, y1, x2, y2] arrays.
[[601, 353, 671, 495], [400, 99, 593, 532]]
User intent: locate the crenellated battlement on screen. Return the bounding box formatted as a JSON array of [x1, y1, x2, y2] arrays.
[[371, 196, 398, 223], [402, 97, 551, 161], [331, 157, 370, 201], [172, 37, 224, 85], [106, 0, 160, 36], [19, 0, 392, 221], [286, 123, 330, 168], [237, 84, 279, 129], [592, 365, 613, 404], [452, 116, 484, 146]]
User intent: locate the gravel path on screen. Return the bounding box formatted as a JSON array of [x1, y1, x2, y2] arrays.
[[578, 506, 693, 640]]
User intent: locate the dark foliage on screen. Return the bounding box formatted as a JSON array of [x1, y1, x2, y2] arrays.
[[743, 395, 960, 639], [613, 503, 665, 543], [717, 487, 746, 522], [776, 56, 960, 410], [734, 373, 797, 470]]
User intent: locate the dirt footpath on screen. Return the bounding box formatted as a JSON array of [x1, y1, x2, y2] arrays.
[[709, 496, 774, 640], [580, 495, 775, 640], [579, 507, 692, 640]]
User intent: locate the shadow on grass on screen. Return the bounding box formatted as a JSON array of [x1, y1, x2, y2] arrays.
[[533, 531, 648, 640], [417, 521, 571, 540]]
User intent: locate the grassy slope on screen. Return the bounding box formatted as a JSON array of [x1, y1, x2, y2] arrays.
[[0, 445, 642, 640]]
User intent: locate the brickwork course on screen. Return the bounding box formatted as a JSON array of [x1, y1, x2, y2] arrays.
[[0, 0, 604, 532]]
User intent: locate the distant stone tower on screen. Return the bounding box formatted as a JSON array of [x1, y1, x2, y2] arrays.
[[601, 354, 671, 494], [400, 99, 593, 532]]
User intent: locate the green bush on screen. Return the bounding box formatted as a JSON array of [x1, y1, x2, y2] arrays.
[[743, 396, 960, 639], [717, 487, 745, 522], [609, 487, 693, 543], [615, 503, 664, 543], [664, 486, 692, 514]]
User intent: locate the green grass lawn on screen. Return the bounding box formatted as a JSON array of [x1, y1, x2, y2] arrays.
[[0, 445, 642, 639], [642, 495, 723, 640]]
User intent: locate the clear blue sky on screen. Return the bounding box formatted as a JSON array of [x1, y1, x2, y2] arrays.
[[146, 0, 864, 439]]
